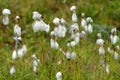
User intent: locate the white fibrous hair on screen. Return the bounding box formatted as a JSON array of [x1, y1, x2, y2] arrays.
[[12, 50, 17, 60], [114, 51, 119, 60], [110, 35, 119, 45], [2, 9, 11, 25], [17, 45, 27, 58], [32, 20, 50, 33], [14, 24, 21, 37], [53, 17, 60, 25], [72, 12, 77, 22], [70, 6, 76, 11], [98, 46, 105, 55], [96, 39, 104, 46], [71, 51, 77, 60], [10, 66, 15, 75], [50, 38, 59, 49], [66, 50, 71, 59], [32, 11, 42, 20], [56, 72, 62, 80]]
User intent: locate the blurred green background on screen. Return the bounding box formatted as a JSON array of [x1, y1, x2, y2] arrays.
[[0, 0, 120, 25]]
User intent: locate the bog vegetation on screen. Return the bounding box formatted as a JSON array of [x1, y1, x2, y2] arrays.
[[0, 0, 120, 80]]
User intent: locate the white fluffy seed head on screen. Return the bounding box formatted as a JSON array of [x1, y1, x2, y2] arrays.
[[81, 18, 86, 27], [2, 9, 10, 25], [87, 24, 93, 33], [32, 11, 42, 20], [97, 33, 101, 38], [70, 41, 76, 47], [21, 44, 27, 54], [51, 25, 66, 38], [72, 13, 77, 22], [13, 36, 22, 41], [50, 31, 55, 36], [111, 28, 116, 34], [32, 21, 41, 33], [2, 15, 9, 25], [66, 51, 71, 59], [81, 31, 86, 34], [75, 37, 80, 43], [60, 18, 66, 24], [45, 24, 50, 33], [107, 47, 111, 53], [17, 45, 27, 58], [71, 51, 77, 60], [67, 43, 70, 47], [106, 64, 110, 74], [15, 16, 20, 20], [17, 37, 22, 41], [114, 51, 119, 60], [10, 66, 15, 75], [33, 60, 38, 66], [70, 6, 76, 11], [70, 23, 79, 32], [53, 17, 60, 25], [71, 32, 79, 39], [80, 31, 86, 38], [14, 24, 21, 37], [32, 54, 37, 59], [96, 39, 104, 46], [86, 17, 93, 23], [110, 35, 119, 45], [12, 50, 17, 60], [32, 19, 50, 33], [57, 25, 66, 38], [81, 12, 85, 17], [56, 72, 62, 80], [98, 46, 105, 55], [58, 60, 62, 65], [18, 49, 24, 58], [50, 38, 59, 49], [2, 8, 11, 15]]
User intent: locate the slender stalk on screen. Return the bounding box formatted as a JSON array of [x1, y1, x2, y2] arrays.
[[15, 38, 19, 58]]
